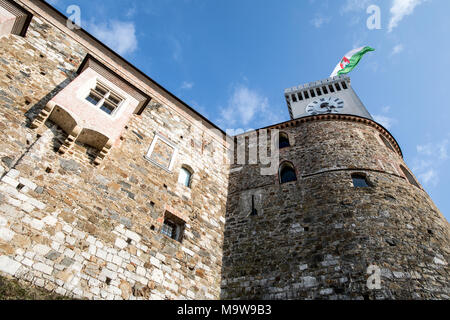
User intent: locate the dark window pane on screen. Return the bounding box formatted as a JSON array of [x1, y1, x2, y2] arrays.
[[335, 83, 341, 91], [86, 93, 101, 105], [304, 91, 309, 99], [279, 134, 290, 149], [352, 174, 369, 188], [322, 86, 328, 94], [341, 81, 348, 89], [328, 85, 335, 93], [161, 220, 176, 239], [280, 165, 297, 184], [100, 101, 115, 114]]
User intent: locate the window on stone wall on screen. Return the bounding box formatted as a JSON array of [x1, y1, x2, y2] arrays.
[[145, 134, 177, 172], [328, 84, 335, 93], [279, 162, 297, 184], [352, 173, 370, 188], [322, 86, 328, 94], [160, 212, 185, 243], [279, 132, 290, 149], [335, 83, 341, 91], [297, 92, 303, 101], [178, 166, 193, 188], [380, 134, 395, 152], [85, 82, 124, 115], [341, 81, 348, 89], [400, 165, 421, 188]]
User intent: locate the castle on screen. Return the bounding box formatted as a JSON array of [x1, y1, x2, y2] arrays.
[[0, 0, 448, 300]]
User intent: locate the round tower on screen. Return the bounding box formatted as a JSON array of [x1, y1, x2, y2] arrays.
[[221, 76, 450, 300]]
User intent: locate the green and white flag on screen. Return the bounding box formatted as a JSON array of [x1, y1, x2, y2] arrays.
[[330, 46, 375, 77]]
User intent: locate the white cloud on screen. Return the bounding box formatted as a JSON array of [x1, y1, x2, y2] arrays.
[[418, 169, 438, 187], [391, 44, 404, 55], [340, 0, 371, 14], [373, 114, 397, 129], [310, 15, 331, 28], [388, 0, 426, 33], [181, 81, 194, 90], [417, 139, 449, 160], [412, 137, 449, 188], [88, 20, 138, 56], [382, 106, 391, 113], [216, 85, 283, 130]]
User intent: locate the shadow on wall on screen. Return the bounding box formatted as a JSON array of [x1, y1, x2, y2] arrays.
[[24, 77, 73, 128]]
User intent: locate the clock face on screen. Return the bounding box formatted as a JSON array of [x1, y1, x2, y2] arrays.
[[305, 96, 344, 115]]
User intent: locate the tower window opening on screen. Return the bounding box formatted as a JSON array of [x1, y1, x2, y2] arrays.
[[380, 134, 395, 152], [297, 92, 303, 101], [303, 91, 309, 99], [335, 83, 341, 91], [322, 86, 328, 94], [341, 81, 348, 89], [178, 166, 193, 188], [400, 165, 421, 189], [160, 212, 185, 243], [85, 82, 124, 115], [279, 133, 290, 149], [279, 162, 297, 184], [310, 89, 316, 98], [291, 94, 297, 102], [316, 88, 322, 96], [328, 85, 335, 93], [352, 173, 370, 188]]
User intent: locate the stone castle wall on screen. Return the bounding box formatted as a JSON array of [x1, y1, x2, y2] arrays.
[[0, 2, 229, 300], [222, 119, 449, 299], [0, 0, 448, 301]]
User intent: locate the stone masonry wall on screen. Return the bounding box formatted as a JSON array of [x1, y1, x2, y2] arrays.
[[0, 6, 229, 300], [222, 119, 450, 300]]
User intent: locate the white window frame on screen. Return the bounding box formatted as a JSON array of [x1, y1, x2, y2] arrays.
[[144, 133, 178, 172], [84, 81, 125, 116]]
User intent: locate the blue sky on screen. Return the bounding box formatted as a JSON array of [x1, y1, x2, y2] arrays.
[[47, 0, 450, 220]]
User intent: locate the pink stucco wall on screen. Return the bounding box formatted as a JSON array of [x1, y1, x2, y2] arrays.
[[50, 67, 140, 145], [0, 7, 16, 36]]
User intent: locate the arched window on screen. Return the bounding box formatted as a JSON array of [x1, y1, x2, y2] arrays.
[[380, 134, 395, 152], [279, 132, 290, 149], [279, 162, 297, 184], [400, 165, 420, 188], [178, 166, 193, 188]]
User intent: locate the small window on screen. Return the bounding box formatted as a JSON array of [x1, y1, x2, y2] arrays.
[[341, 82, 348, 89], [310, 89, 316, 98], [297, 92, 303, 101], [291, 94, 297, 102], [380, 135, 395, 152], [303, 91, 309, 99], [316, 88, 322, 96], [160, 212, 185, 243], [328, 85, 335, 93], [85, 82, 123, 115], [352, 174, 370, 188], [279, 133, 290, 149], [178, 166, 193, 188], [322, 86, 328, 94], [279, 162, 297, 184], [400, 165, 420, 188], [335, 83, 341, 91]]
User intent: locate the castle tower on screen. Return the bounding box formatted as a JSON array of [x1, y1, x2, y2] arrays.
[[221, 76, 450, 300]]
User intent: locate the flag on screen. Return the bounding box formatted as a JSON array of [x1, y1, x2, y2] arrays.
[[330, 46, 375, 77]]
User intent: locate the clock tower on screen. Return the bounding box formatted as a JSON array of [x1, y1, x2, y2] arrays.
[[284, 75, 372, 120]]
